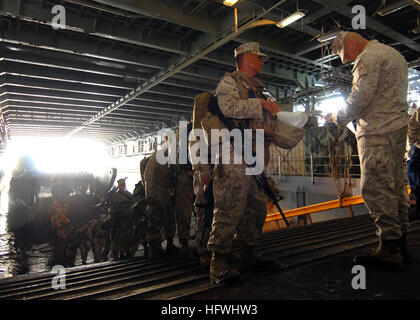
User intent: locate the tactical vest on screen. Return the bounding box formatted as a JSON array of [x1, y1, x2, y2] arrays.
[[196, 71, 305, 157], [231, 71, 274, 165], [199, 71, 267, 147]]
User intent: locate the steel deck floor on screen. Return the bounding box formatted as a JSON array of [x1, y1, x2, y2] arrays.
[[0, 214, 418, 300]]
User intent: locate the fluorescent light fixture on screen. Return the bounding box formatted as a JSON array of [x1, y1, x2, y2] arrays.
[[377, 0, 412, 16], [276, 12, 305, 28], [223, 0, 238, 6], [317, 30, 340, 43]]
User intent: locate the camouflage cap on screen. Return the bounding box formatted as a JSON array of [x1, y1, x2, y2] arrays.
[[117, 178, 127, 184], [234, 42, 269, 62], [331, 31, 349, 64]]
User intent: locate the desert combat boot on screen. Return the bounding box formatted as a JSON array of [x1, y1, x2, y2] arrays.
[[353, 239, 403, 269], [240, 243, 279, 272], [210, 252, 240, 284]]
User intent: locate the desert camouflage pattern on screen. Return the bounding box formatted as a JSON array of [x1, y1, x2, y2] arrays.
[[215, 73, 263, 120], [140, 156, 150, 182], [358, 126, 410, 240], [208, 71, 281, 255], [144, 151, 176, 244], [408, 108, 420, 148], [332, 40, 409, 137], [215, 71, 305, 151], [207, 150, 267, 254], [189, 139, 213, 255], [234, 42, 269, 61], [174, 165, 194, 245], [193, 165, 213, 255], [331, 40, 410, 240]]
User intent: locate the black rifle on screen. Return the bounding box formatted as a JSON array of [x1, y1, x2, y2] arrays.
[[131, 199, 164, 231], [209, 96, 290, 227]]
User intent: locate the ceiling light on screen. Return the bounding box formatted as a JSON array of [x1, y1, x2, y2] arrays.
[[317, 31, 340, 43], [377, 0, 413, 16], [276, 12, 305, 28], [223, 0, 239, 6]]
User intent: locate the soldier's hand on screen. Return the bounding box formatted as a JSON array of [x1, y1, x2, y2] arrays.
[[261, 99, 280, 116]]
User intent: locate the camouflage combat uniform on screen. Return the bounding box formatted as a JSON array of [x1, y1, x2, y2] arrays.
[[77, 224, 91, 264], [144, 150, 177, 257], [140, 156, 151, 183], [128, 156, 151, 256], [190, 148, 213, 264], [207, 70, 303, 255], [89, 218, 111, 263], [331, 40, 410, 241], [174, 164, 194, 247], [107, 188, 134, 259], [408, 108, 420, 149], [174, 123, 195, 250]]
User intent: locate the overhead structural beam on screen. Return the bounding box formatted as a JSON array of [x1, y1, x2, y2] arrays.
[[0, 77, 8, 144], [293, 0, 354, 56], [88, 0, 328, 68], [0, 0, 190, 54], [0, 109, 8, 145], [67, 1, 289, 136], [0, 43, 295, 97], [311, 0, 420, 53], [90, 0, 220, 34]]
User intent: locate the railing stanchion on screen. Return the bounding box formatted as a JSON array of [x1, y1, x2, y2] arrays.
[[310, 153, 314, 184]]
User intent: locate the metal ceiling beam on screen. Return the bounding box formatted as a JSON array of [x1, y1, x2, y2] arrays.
[[1, 43, 309, 88], [67, 1, 290, 135], [1, 97, 193, 118], [90, 0, 220, 33], [0, 0, 334, 139], [5, 117, 165, 131], [311, 0, 420, 53], [0, 24, 312, 83], [0, 74, 199, 100], [0, 0, 190, 54], [4, 85, 194, 107], [292, 0, 354, 56], [89, 0, 328, 68], [3, 112, 169, 129], [1, 61, 217, 93], [5, 120, 158, 131]]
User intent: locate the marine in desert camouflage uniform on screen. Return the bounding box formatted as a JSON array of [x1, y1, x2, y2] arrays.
[[106, 178, 134, 260], [174, 122, 195, 257], [88, 213, 111, 263], [130, 156, 151, 258], [144, 150, 179, 258], [189, 138, 213, 266], [205, 42, 306, 283], [327, 32, 412, 266]]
